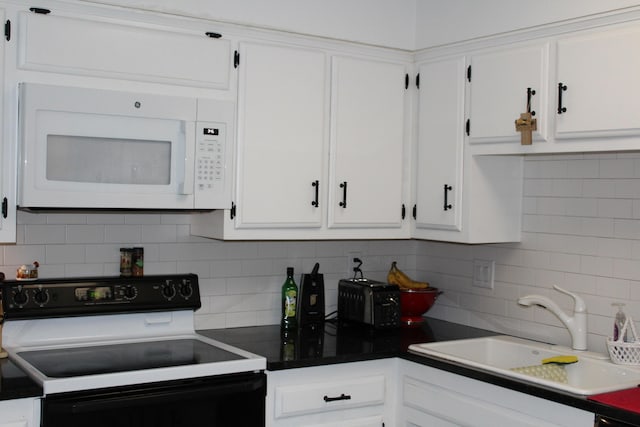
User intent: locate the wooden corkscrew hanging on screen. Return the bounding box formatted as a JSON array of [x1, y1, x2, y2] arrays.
[[515, 87, 537, 145]]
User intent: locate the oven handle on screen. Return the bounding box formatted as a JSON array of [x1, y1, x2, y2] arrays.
[[55, 374, 265, 414]]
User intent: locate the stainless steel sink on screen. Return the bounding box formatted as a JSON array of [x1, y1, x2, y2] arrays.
[[409, 335, 640, 396]]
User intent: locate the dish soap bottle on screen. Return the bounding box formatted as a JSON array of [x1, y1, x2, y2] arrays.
[[613, 303, 628, 342], [281, 267, 298, 333]]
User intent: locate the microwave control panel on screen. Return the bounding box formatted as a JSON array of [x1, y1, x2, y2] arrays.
[[195, 122, 229, 209]]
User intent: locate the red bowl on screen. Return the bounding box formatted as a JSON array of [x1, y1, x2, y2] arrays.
[[399, 288, 442, 325]]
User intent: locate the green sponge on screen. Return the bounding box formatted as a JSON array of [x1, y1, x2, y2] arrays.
[[541, 355, 578, 365]]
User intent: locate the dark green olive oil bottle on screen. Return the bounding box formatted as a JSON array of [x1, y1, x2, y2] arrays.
[[281, 267, 298, 332]]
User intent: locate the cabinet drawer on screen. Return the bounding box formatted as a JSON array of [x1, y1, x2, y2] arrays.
[[274, 375, 385, 418]]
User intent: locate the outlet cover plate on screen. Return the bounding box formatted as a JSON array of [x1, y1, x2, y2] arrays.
[[473, 259, 495, 290]]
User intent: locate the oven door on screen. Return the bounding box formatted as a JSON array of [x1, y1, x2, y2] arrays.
[[41, 372, 266, 427]]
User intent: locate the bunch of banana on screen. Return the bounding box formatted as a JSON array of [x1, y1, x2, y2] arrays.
[[387, 261, 430, 290]]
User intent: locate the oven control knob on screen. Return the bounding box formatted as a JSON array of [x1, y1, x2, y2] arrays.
[[179, 281, 193, 299], [12, 288, 28, 306], [33, 289, 49, 305], [123, 285, 138, 300], [162, 283, 176, 300]]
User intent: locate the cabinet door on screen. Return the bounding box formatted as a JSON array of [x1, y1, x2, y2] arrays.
[[555, 23, 640, 139], [468, 42, 548, 145], [235, 42, 327, 229], [414, 57, 465, 231], [0, 398, 37, 427], [0, 7, 15, 243], [328, 56, 406, 229], [18, 11, 231, 88], [400, 360, 594, 427]]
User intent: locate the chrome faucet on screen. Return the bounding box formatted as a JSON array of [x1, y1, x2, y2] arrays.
[[517, 285, 587, 351]]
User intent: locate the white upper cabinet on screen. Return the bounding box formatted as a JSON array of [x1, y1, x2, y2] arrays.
[[328, 56, 407, 230], [555, 22, 640, 140], [414, 56, 465, 232], [468, 42, 549, 145], [234, 42, 327, 230], [412, 55, 523, 243], [467, 14, 640, 155], [0, 7, 15, 243], [191, 42, 411, 240], [17, 10, 231, 89]]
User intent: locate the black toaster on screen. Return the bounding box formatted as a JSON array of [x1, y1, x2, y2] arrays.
[[337, 278, 400, 329]]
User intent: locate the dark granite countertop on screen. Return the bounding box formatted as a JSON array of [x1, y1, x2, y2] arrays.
[[199, 317, 640, 425], [0, 357, 42, 401]]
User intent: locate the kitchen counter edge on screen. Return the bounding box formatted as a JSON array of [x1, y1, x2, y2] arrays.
[[200, 318, 640, 425]]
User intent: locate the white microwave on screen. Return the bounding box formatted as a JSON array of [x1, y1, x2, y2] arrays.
[[18, 83, 234, 210]]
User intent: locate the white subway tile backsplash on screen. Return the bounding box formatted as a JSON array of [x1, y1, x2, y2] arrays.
[[536, 197, 566, 215], [598, 198, 633, 219], [548, 252, 581, 273], [3, 245, 46, 268], [583, 179, 617, 198], [581, 217, 614, 237], [567, 159, 599, 178], [597, 237, 633, 258], [614, 219, 640, 239], [141, 225, 178, 243], [104, 225, 142, 243], [45, 244, 86, 264], [600, 158, 636, 178], [24, 225, 66, 244], [523, 179, 553, 197], [580, 255, 613, 277], [66, 225, 105, 244], [565, 198, 597, 217]]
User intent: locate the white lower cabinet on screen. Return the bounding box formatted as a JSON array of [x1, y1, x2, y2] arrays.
[[266, 360, 396, 427], [0, 398, 39, 427], [398, 359, 594, 427]]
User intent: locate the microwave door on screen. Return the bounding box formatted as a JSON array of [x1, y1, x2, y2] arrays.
[[20, 110, 195, 210]]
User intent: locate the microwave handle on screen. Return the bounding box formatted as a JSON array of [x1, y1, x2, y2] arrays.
[[179, 122, 195, 195]]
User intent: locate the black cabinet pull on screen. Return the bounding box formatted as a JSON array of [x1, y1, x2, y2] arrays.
[[443, 184, 453, 211], [557, 83, 567, 114], [324, 393, 351, 403], [339, 182, 348, 208], [311, 180, 319, 207], [29, 7, 50, 14], [527, 87, 536, 116]]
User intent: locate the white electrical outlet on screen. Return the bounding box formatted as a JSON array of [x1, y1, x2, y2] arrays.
[[346, 252, 363, 276], [473, 259, 495, 289]]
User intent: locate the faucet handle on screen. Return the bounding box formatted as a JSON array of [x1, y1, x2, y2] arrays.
[[553, 285, 587, 313]]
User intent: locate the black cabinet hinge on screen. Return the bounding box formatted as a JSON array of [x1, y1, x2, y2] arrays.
[[230, 202, 236, 220], [467, 65, 471, 82], [412, 204, 417, 220], [416, 73, 420, 89], [465, 119, 470, 136], [401, 204, 406, 220], [4, 20, 10, 41], [29, 7, 51, 14], [404, 73, 409, 90], [205, 32, 222, 39], [2, 197, 8, 219], [234, 50, 240, 68]]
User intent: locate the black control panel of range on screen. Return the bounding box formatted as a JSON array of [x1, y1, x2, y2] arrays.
[[0, 274, 201, 320]]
